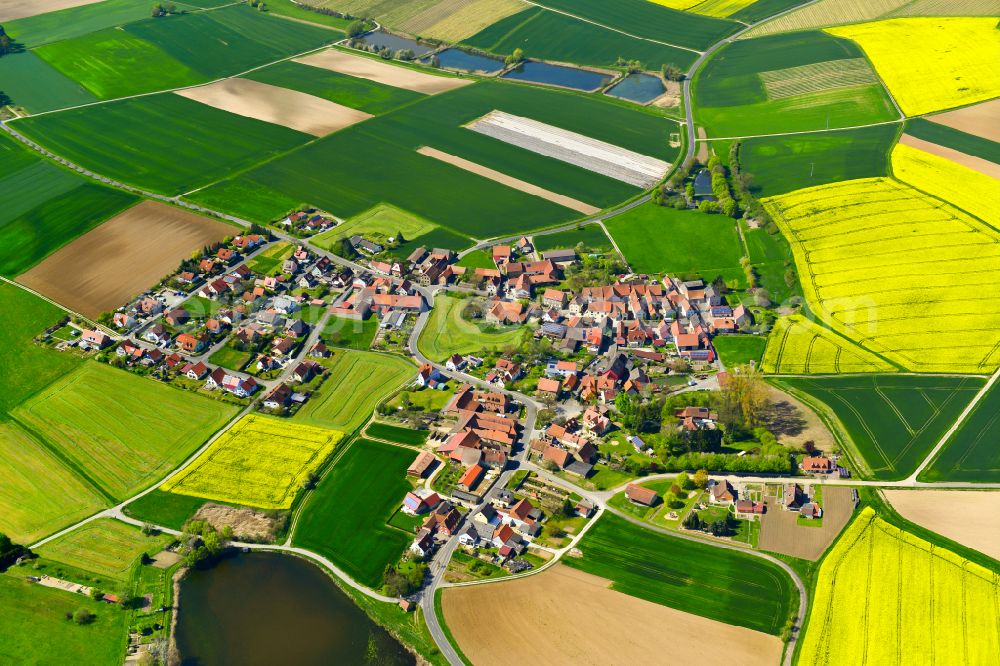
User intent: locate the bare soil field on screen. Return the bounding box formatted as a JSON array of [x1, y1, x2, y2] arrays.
[[294, 50, 473, 94], [441, 564, 782, 666], [193, 503, 279, 541], [929, 97, 1000, 144], [899, 133, 1000, 180], [175, 78, 371, 137], [0, 0, 100, 22], [696, 126, 710, 162], [758, 486, 855, 560], [417, 146, 599, 215], [885, 490, 1000, 559], [762, 383, 836, 452], [18, 200, 233, 317]]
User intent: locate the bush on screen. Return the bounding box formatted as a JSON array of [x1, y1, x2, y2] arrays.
[[73, 608, 94, 625]]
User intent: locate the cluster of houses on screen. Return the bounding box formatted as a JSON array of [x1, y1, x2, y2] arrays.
[[328, 274, 427, 323], [527, 405, 611, 477], [280, 209, 337, 235]]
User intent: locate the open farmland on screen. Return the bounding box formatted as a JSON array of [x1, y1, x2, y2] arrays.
[[0, 0, 101, 22], [928, 98, 1000, 145], [605, 203, 744, 282], [827, 18, 1000, 116], [799, 507, 1000, 665], [907, 117, 1000, 167], [294, 50, 472, 95], [0, 51, 96, 112], [294, 351, 413, 432], [242, 61, 424, 115], [0, 421, 105, 544], [463, 7, 699, 72], [12, 363, 239, 501], [694, 31, 897, 137], [2, 0, 152, 47], [162, 415, 342, 510], [13, 94, 313, 196], [564, 513, 793, 634], [175, 78, 373, 137], [775, 375, 983, 480], [892, 142, 1000, 231], [418, 294, 528, 360], [293, 438, 414, 588], [397, 0, 523, 41], [761, 315, 896, 375], [886, 490, 1000, 560], [17, 200, 234, 318], [921, 381, 1000, 483], [442, 564, 783, 666], [533, 225, 612, 253], [36, 519, 168, 582], [763, 177, 1000, 373]]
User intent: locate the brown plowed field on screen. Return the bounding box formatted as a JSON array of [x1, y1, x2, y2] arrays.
[[441, 564, 783, 666], [758, 486, 855, 560], [885, 490, 1000, 560], [294, 50, 473, 94], [929, 97, 1000, 144], [18, 200, 232, 318], [899, 133, 1000, 180], [0, 0, 101, 22]]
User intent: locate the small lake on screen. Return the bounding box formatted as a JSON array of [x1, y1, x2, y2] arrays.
[[605, 73, 666, 104], [359, 32, 435, 57], [424, 48, 503, 74], [501, 60, 612, 92], [175, 552, 415, 666]]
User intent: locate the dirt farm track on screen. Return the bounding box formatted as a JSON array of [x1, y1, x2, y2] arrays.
[[17, 200, 233, 318], [441, 564, 782, 666]]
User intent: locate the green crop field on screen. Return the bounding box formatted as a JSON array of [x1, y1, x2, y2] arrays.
[[714, 335, 767, 367], [694, 31, 897, 137], [605, 203, 745, 284], [14, 94, 312, 196], [907, 117, 1000, 166], [122, 489, 213, 532], [0, 421, 106, 544], [532, 0, 739, 50], [0, 51, 96, 112], [740, 219, 798, 303], [736, 124, 899, 197], [243, 61, 423, 115], [11, 363, 239, 501], [36, 519, 169, 582], [366, 421, 428, 445], [563, 513, 793, 634], [920, 381, 1000, 483], [533, 225, 613, 253], [35, 29, 203, 100], [124, 5, 338, 80], [464, 7, 698, 72], [295, 351, 413, 432], [418, 294, 529, 361], [0, 572, 127, 666], [4, 0, 154, 47], [263, 0, 353, 30], [731, 0, 809, 22], [293, 438, 415, 588], [775, 375, 983, 480]]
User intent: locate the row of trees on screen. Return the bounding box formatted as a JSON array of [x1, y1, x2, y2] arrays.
[[151, 3, 179, 17]]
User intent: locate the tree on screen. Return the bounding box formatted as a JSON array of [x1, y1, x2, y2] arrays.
[[73, 608, 94, 625], [753, 288, 771, 308], [682, 511, 701, 530], [505, 48, 524, 67], [0, 90, 10, 107], [692, 468, 709, 489], [661, 63, 683, 81], [346, 20, 368, 38]]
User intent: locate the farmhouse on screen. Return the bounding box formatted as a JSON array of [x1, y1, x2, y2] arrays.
[[407, 451, 437, 478], [801, 455, 835, 474], [709, 479, 735, 504], [625, 483, 660, 506]]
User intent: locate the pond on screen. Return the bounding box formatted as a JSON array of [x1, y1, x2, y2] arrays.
[[175, 552, 415, 666], [359, 32, 435, 57], [605, 73, 666, 104], [501, 60, 612, 92], [423, 48, 503, 74]]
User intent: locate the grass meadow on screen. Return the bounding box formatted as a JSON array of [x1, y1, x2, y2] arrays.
[[605, 203, 745, 283], [36, 519, 169, 583], [293, 438, 415, 588], [161, 415, 342, 510], [563, 513, 794, 634], [294, 351, 413, 432], [11, 363, 239, 502], [713, 335, 767, 368], [366, 421, 428, 445], [418, 294, 528, 360], [321, 316, 379, 351], [122, 490, 214, 532], [263, 0, 353, 30], [533, 225, 613, 253], [921, 381, 1000, 483], [775, 375, 982, 480]]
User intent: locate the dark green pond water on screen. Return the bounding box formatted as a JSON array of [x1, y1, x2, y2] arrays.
[[175, 552, 415, 666]]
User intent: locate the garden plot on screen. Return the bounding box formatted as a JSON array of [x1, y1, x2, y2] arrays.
[[17, 200, 233, 318], [468, 110, 669, 188], [162, 414, 343, 510], [764, 178, 1000, 373], [0, 0, 100, 22], [759, 58, 876, 99], [929, 97, 1000, 145], [757, 486, 855, 559], [175, 79, 372, 137], [294, 49, 472, 94], [417, 146, 599, 214]]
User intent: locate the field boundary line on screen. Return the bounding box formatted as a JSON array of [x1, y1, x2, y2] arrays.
[[908, 364, 1000, 482], [698, 118, 904, 142]]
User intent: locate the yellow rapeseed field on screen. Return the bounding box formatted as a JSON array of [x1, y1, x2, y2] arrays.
[[687, 0, 757, 17], [799, 507, 1000, 665], [161, 414, 342, 510], [892, 142, 1000, 231], [764, 177, 1000, 373], [761, 315, 895, 374], [647, 0, 701, 10], [826, 17, 1000, 116]]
